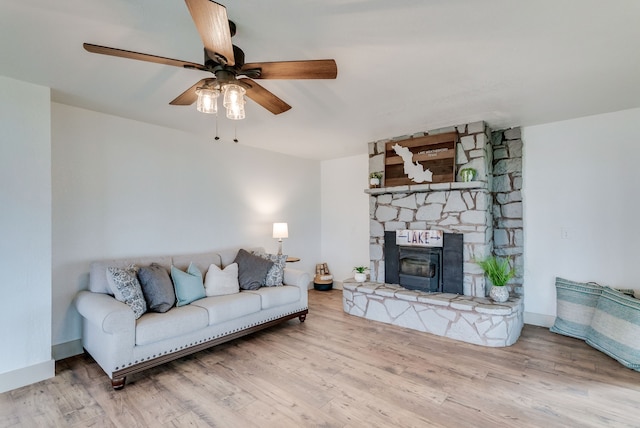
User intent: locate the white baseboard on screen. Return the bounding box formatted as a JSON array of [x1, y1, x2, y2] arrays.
[[0, 359, 55, 393], [524, 311, 555, 327], [52, 339, 83, 361]]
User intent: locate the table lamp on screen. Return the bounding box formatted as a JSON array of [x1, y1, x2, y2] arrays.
[[272, 222, 288, 255]]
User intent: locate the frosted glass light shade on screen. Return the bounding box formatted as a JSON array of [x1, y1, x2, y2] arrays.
[[226, 99, 246, 120], [195, 87, 219, 114], [222, 83, 246, 108], [222, 83, 246, 120]]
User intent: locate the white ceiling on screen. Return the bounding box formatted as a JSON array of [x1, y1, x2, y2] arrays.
[[1, 0, 639, 160]]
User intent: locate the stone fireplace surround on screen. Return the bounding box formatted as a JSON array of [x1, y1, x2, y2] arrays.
[[368, 122, 494, 297], [342, 121, 525, 347]]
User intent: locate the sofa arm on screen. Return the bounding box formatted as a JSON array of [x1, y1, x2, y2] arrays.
[[283, 268, 311, 290], [75, 290, 135, 334]]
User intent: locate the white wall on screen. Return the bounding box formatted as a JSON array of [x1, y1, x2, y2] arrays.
[[52, 103, 321, 354], [0, 76, 54, 392], [320, 154, 370, 287], [522, 108, 640, 326]]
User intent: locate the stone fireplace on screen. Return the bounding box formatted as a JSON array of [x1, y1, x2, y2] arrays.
[[341, 121, 525, 347], [367, 121, 494, 297]]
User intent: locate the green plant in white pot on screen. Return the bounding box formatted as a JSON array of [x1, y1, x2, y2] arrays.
[[477, 256, 515, 303], [353, 266, 369, 282], [369, 171, 383, 188]]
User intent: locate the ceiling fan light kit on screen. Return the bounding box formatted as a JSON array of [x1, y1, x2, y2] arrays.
[[82, 0, 337, 123]]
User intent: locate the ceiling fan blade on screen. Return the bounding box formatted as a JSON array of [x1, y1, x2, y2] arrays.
[[83, 43, 206, 70], [170, 78, 216, 105], [184, 0, 235, 66], [241, 60, 337, 79], [239, 79, 291, 115]]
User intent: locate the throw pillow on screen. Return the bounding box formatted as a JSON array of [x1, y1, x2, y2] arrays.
[[138, 263, 176, 313], [106, 265, 147, 319], [233, 249, 274, 290], [252, 251, 287, 286], [171, 262, 205, 306], [585, 287, 640, 372], [550, 277, 603, 340], [204, 263, 240, 296]]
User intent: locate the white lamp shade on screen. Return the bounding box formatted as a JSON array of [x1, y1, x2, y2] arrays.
[[272, 222, 289, 239]]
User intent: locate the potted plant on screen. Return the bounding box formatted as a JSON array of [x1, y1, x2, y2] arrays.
[[477, 256, 515, 302], [353, 266, 369, 282], [459, 167, 477, 182], [369, 171, 383, 188]]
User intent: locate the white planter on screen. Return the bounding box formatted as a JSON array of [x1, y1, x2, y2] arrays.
[[369, 177, 380, 187], [489, 285, 509, 303], [354, 272, 367, 282]]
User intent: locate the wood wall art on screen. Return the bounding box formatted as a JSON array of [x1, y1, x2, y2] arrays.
[[384, 131, 458, 187]]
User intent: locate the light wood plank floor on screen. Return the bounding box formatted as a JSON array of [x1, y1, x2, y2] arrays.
[[2, 290, 639, 427]]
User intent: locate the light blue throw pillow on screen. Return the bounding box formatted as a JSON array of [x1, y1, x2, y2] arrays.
[[550, 277, 603, 340], [171, 262, 205, 306], [586, 287, 640, 372]]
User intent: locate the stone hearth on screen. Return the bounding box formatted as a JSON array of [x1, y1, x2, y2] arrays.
[[343, 280, 523, 347]]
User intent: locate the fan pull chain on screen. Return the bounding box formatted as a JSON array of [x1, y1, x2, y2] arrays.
[[233, 124, 239, 143], [214, 117, 220, 141]]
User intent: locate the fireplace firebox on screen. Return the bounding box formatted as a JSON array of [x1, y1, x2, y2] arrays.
[[384, 231, 463, 294], [399, 247, 441, 292]]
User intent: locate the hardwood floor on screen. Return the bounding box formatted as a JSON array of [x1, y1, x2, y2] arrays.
[[2, 289, 639, 427]]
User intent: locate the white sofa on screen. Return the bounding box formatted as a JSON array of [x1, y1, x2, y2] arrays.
[[74, 247, 310, 389]]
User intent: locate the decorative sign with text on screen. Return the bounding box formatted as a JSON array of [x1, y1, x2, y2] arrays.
[[395, 230, 444, 247]]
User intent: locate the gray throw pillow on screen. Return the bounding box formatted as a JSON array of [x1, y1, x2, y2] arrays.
[[138, 263, 176, 313], [233, 249, 274, 290], [253, 251, 287, 286], [106, 265, 147, 319]]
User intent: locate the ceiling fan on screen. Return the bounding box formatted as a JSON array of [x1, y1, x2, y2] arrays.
[[83, 0, 337, 119]]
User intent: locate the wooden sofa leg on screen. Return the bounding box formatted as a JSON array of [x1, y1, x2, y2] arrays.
[[111, 377, 126, 390], [299, 314, 307, 322]]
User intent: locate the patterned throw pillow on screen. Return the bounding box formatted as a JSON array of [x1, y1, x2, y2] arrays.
[[550, 277, 604, 340], [106, 265, 147, 319], [253, 251, 287, 286], [586, 287, 640, 372]]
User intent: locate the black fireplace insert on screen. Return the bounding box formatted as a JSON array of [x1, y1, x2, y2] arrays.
[[384, 231, 463, 294]]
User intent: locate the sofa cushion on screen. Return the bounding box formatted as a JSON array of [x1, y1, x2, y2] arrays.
[[234, 249, 274, 290], [204, 263, 239, 296], [191, 292, 262, 325], [550, 277, 603, 340], [585, 287, 640, 372], [138, 263, 175, 313], [106, 265, 147, 319], [253, 251, 287, 286], [135, 305, 209, 346], [171, 262, 206, 307], [246, 285, 301, 309]]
